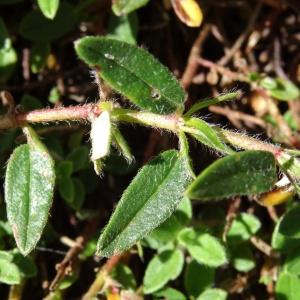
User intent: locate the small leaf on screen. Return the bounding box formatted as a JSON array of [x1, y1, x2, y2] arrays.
[[30, 42, 50, 73], [96, 150, 192, 257], [279, 205, 300, 238], [107, 12, 138, 45], [230, 243, 255, 272], [149, 196, 192, 243], [272, 216, 300, 252], [186, 151, 276, 200], [197, 288, 228, 300], [227, 213, 261, 243], [275, 271, 300, 300], [112, 0, 150, 15], [5, 126, 55, 255], [0, 251, 21, 284], [58, 177, 75, 205], [260, 77, 299, 101], [284, 246, 300, 275], [171, 0, 203, 27], [111, 263, 137, 290], [20, 93, 43, 111], [37, 0, 60, 19], [66, 146, 89, 172], [0, 17, 17, 82], [143, 249, 184, 294], [56, 160, 73, 179], [184, 117, 233, 154], [184, 259, 215, 298], [184, 92, 238, 117], [112, 126, 134, 163], [19, 3, 76, 42], [178, 228, 227, 267], [75, 37, 186, 114], [154, 287, 186, 300]]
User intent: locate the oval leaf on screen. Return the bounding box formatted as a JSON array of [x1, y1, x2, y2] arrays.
[[227, 213, 261, 243], [186, 150, 276, 200], [75, 36, 186, 114], [143, 249, 184, 294], [197, 288, 228, 300], [276, 272, 300, 300], [37, 0, 60, 19], [96, 150, 192, 257], [19, 3, 76, 42], [279, 205, 300, 238], [112, 0, 150, 15], [5, 127, 55, 255], [178, 228, 227, 267]]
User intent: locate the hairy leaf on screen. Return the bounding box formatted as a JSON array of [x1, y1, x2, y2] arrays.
[[184, 117, 233, 154], [143, 249, 184, 294], [5, 127, 55, 255], [75, 37, 186, 114], [97, 150, 192, 257], [187, 151, 276, 200]]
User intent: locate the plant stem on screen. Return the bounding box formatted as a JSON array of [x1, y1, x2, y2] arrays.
[[0, 103, 286, 157]]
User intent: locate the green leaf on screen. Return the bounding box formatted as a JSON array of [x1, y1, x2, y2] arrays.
[[0, 251, 21, 284], [279, 205, 300, 238], [230, 242, 255, 272], [0, 250, 37, 284], [107, 12, 138, 45], [178, 228, 227, 267], [184, 117, 233, 154], [197, 288, 227, 300], [227, 213, 261, 243], [149, 196, 192, 243], [30, 42, 50, 73], [112, 126, 134, 163], [184, 260, 215, 298], [0, 17, 17, 82], [186, 151, 276, 200], [260, 77, 299, 101], [275, 271, 300, 300], [4, 127, 55, 255], [272, 216, 300, 252], [111, 263, 137, 290], [184, 92, 238, 117], [75, 37, 186, 114], [19, 3, 76, 42], [72, 178, 85, 210], [20, 93, 43, 111], [284, 246, 300, 275], [66, 146, 90, 172], [96, 150, 192, 257], [143, 249, 184, 294], [58, 177, 75, 205], [112, 0, 150, 15], [154, 287, 186, 300], [56, 160, 73, 179], [37, 0, 60, 19]]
